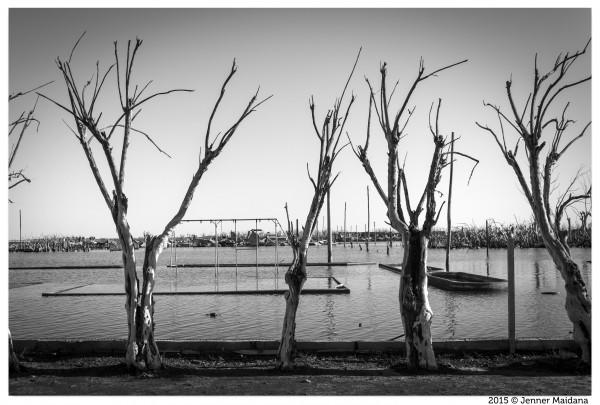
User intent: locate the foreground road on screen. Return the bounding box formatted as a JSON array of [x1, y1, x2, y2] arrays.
[[9, 352, 591, 396]]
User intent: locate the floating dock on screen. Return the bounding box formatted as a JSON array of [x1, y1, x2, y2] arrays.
[[166, 262, 376, 268], [41, 276, 350, 296], [11, 262, 376, 270]]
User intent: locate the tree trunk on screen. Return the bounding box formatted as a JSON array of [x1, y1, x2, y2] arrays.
[[276, 249, 307, 370], [137, 235, 164, 370], [9, 330, 20, 373], [400, 228, 437, 370], [115, 213, 141, 370], [529, 155, 591, 364], [540, 233, 591, 364]]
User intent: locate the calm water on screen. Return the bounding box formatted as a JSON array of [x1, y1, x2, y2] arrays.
[[9, 245, 591, 341]]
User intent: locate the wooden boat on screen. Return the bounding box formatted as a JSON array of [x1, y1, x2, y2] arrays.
[[378, 263, 445, 273], [378, 263, 506, 291], [427, 271, 507, 291]]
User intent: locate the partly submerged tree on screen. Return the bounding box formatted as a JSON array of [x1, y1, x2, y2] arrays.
[[349, 59, 474, 370], [9, 80, 52, 373], [39, 35, 270, 370], [276, 50, 360, 370], [476, 42, 591, 364]]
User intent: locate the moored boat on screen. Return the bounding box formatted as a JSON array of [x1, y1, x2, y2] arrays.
[[427, 271, 507, 291]]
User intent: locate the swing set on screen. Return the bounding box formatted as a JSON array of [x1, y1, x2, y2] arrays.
[[169, 218, 288, 278]]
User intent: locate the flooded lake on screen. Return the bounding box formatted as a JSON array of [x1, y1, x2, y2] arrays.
[[9, 245, 591, 341]]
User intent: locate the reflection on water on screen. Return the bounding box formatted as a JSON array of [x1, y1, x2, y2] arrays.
[[443, 292, 458, 339], [9, 246, 591, 341]]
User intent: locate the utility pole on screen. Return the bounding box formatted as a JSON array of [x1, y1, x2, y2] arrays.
[[366, 185, 370, 252], [19, 209, 22, 252], [446, 132, 454, 272], [327, 189, 332, 263], [374, 221, 376, 245]]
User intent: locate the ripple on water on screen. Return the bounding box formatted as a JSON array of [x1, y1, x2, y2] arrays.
[[9, 246, 591, 341]]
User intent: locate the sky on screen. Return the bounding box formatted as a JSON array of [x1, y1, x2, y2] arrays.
[[6, 6, 592, 240]]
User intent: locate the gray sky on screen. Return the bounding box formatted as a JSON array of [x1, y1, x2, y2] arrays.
[[7, 8, 591, 239]]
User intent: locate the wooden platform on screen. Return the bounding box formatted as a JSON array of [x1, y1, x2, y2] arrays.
[[166, 262, 376, 268], [41, 277, 350, 296], [11, 262, 375, 270]]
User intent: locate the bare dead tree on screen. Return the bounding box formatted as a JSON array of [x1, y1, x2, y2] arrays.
[[476, 41, 591, 364], [39, 35, 269, 370], [348, 59, 475, 370], [575, 175, 592, 237], [579, 209, 591, 235], [8, 80, 53, 372], [139, 60, 270, 369], [276, 49, 360, 370]]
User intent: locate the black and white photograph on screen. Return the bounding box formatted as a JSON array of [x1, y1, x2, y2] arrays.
[[6, 2, 593, 399]]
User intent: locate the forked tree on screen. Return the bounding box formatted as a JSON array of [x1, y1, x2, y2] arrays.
[[476, 42, 591, 364], [276, 50, 360, 370], [39, 35, 269, 370], [349, 59, 475, 370]]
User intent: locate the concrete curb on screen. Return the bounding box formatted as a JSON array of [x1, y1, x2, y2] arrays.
[[13, 338, 578, 355]]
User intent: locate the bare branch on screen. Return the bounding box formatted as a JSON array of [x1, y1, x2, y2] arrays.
[[433, 200, 446, 226], [309, 96, 322, 140], [446, 150, 479, 185], [133, 88, 194, 111], [111, 125, 172, 158], [68, 31, 86, 64], [421, 59, 468, 81], [336, 47, 361, 115], [306, 163, 317, 191], [9, 81, 54, 101], [557, 122, 590, 158], [205, 59, 238, 154]]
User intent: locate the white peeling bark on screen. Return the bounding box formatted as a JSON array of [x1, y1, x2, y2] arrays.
[[399, 230, 437, 370], [276, 250, 307, 370], [535, 213, 591, 363], [138, 235, 165, 370], [9, 330, 20, 373], [529, 154, 591, 364], [116, 214, 141, 370]]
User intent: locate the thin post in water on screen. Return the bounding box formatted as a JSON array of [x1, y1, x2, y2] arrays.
[[486, 219, 489, 258], [274, 219, 278, 282], [234, 220, 238, 278], [170, 231, 173, 268], [174, 229, 177, 272], [366, 185, 370, 252], [507, 226, 516, 354], [446, 131, 454, 272], [214, 222, 218, 278], [343, 202, 347, 248], [327, 189, 332, 263]]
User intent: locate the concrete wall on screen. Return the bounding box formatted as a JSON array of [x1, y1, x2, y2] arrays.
[[13, 338, 578, 355]]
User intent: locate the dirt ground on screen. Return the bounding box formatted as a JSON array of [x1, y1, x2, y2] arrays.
[[9, 350, 591, 396]]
